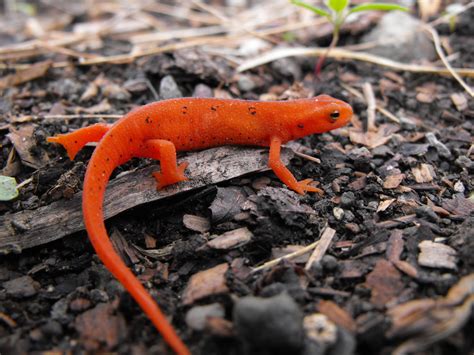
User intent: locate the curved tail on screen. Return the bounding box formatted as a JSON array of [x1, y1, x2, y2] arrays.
[[51, 124, 190, 355]]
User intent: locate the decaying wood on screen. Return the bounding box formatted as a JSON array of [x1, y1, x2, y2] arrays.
[[0, 146, 293, 253]]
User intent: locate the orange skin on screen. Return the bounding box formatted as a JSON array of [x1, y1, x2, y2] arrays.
[[47, 95, 352, 355]]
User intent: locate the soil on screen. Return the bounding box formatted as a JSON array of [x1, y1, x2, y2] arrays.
[[0, 2, 473, 355]]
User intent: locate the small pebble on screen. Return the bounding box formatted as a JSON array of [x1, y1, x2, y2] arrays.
[[159, 75, 183, 99], [340, 192, 356, 208], [453, 181, 465, 193], [237, 75, 256, 92], [192, 83, 213, 98], [3, 276, 38, 298], [455, 155, 474, 172], [233, 293, 304, 352], [321, 255, 338, 272], [185, 303, 225, 331], [333, 207, 345, 220]]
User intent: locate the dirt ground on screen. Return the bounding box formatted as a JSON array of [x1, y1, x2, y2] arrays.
[[0, 1, 473, 355]]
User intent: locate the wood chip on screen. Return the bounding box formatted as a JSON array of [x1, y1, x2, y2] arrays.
[[305, 227, 336, 270], [365, 259, 403, 307], [376, 198, 396, 213], [411, 164, 436, 183], [207, 227, 252, 250], [183, 214, 211, 233], [182, 263, 229, 305], [0, 146, 293, 252], [418, 240, 458, 270], [318, 300, 356, 333], [383, 173, 405, 189]]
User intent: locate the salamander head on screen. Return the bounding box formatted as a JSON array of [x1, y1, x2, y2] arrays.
[[290, 95, 353, 138]]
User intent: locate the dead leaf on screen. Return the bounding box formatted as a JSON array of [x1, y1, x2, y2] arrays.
[[183, 214, 211, 233], [441, 194, 474, 216], [7, 125, 50, 169], [365, 259, 403, 307], [182, 263, 229, 305], [207, 227, 252, 250], [0, 60, 52, 90], [75, 302, 126, 349], [318, 300, 356, 333], [349, 124, 399, 149], [75, 98, 112, 114]]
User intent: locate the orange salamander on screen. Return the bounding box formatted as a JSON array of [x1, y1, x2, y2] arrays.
[[48, 96, 352, 355]]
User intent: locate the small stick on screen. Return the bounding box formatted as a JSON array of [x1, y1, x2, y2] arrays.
[[340, 83, 400, 124], [305, 226, 336, 270], [423, 24, 473, 97], [251, 240, 319, 273], [362, 82, 377, 132]]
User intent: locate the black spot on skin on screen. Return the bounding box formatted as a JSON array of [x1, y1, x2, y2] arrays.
[[297, 123, 304, 129], [74, 140, 78, 144], [129, 138, 133, 143], [145, 116, 152, 124], [106, 158, 110, 162], [248, 106, 257, 116], [211, 105, 218, 112], [182, 106, 188, 114]]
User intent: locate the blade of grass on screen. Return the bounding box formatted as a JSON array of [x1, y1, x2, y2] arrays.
[[291, 0, 330, 17], [349, 3, 408, 14]]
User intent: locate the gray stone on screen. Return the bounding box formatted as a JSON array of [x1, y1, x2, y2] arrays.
[[3, 275, 38, 298], [361, 12, 436, 62], [159, 75, 183, 100], [185, 303, 225, 331], [234, 292, 304, 351]]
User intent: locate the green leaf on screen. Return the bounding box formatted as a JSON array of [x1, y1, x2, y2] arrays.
[[348, 2, 409, 14], [291, 0, 331, 17], [0, 176, 19, 201], [327, 0, 349, 12]]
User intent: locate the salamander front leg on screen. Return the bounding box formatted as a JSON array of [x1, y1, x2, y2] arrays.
[[268, 136, 323, 195], [47, 123, 111, 160], [142, 139, 188, 189]]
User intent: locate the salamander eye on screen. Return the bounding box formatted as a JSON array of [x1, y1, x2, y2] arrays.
[[329, 110, 340, 122]]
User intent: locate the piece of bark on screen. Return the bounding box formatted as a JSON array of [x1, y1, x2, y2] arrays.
[[0, 146, 293, 252], [418, 240, 458, 270], [182, 263, 229, 305]]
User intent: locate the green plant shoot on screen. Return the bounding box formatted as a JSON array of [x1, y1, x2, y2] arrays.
[[291, 0, 408, 75]]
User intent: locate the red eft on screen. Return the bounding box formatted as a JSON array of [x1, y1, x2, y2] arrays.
[[47, 96, 353, 355]]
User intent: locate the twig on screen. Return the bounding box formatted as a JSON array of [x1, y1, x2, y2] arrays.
[[305, 226, 336, 270], [429, 1, 474, 27], [293, 151, 321, 164], [252, 240, 319, 273], [237, 46, 474, 77], [362, 82, 377, 132], [423, 24, 474, 97], [340, 83, 400, 124]]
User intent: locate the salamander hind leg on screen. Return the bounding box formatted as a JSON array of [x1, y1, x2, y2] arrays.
[[47, 123, 111, 160], [268, 136, 323, 195], [142, 139, 188, 189]]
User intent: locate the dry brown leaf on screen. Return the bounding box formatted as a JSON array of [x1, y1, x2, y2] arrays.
[[349, 124, 399, 149], [207, 227, 252, 250], [7, 124, 50, 169], [182, 263, 229, 305], [183, 214, 211, 233], [365, 259, 404, 307], [74, 98, 112, 114], [0, 60, 52, 90], [318, 300, 356, 333]]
